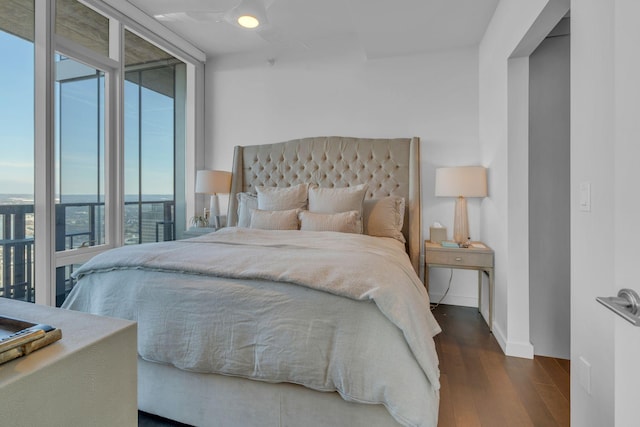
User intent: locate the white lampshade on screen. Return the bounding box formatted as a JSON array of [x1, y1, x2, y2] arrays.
[[195, 170, 232, 228], [435, 166, 488, 244], [195, 170, 232, 195], [435, 166, 487, 198]]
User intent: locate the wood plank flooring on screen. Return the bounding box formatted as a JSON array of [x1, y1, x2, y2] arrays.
[[433, 304, 570, 427]]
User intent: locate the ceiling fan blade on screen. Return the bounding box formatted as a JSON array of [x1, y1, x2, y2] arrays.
[[153, 0, 308, 50], [257, 26, 309, 50], [154, 11, 226, 23]]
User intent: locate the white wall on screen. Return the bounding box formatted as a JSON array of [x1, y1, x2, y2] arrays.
[[205, 48, 484, 305], [570, 0, 616, 425], [478, 0, 568, 357]]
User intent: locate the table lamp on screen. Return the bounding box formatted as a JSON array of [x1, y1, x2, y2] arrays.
[[195, 170, 232, 228], [435, 166, 487, 244]]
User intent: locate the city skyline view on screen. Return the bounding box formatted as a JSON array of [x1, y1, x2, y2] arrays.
[[0, 29, 176, 200]]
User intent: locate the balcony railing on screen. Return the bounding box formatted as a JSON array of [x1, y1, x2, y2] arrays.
[[0, 200, 175, 304]]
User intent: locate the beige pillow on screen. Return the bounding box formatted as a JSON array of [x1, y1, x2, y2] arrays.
[[299, 210, 360, 234], [308, 184, 367, 232], [256, 183, 308, 211], [363, 196, 406, 243], [308, 183, 367, 213], [236, 192, 258, 228], [250, 208, 300, 230]]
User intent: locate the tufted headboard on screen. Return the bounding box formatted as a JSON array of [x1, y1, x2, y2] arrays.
[[227, 136, 421, 274]]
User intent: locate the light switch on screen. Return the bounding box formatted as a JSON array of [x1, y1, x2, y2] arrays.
[[580, 182, 591, 212]]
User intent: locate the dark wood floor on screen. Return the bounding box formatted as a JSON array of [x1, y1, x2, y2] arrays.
[[433, 304, 570, 427], [139, 304, 570, 427], [138, 411, 191, 427]]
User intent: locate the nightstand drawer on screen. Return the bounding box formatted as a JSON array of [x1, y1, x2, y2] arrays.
[[426, 250, 493, 268]]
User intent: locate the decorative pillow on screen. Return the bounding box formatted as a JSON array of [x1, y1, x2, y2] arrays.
[[236, 192, 258, 228], [363, 196, 406, 243], [308, 183, 367, 213], [256, 183, 309, 211], [308, 184, 367, 232], [250, 208, 300, 231], [299, 210, 361, 234]]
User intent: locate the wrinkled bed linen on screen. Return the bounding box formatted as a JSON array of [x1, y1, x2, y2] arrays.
[[63, 228, 442, 427]]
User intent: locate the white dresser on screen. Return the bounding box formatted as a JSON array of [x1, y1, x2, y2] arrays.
[[0, 299, 137, 427]]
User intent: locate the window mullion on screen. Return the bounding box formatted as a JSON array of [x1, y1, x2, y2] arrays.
[[34, 0, 57, 306], [108, 18, 124, 248]]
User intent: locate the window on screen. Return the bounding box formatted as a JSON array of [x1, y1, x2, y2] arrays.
[[54, 54, 110, 305], [0, 0, 201, 306], [56, 56, 107, 250], [124, 30, 186, 244], [0, 0, 35, 302]]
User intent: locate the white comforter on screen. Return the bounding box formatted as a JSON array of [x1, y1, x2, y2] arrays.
[[63, 228, 442, 427]]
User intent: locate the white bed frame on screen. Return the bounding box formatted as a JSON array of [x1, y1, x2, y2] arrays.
[[139, 136, 422, 426]]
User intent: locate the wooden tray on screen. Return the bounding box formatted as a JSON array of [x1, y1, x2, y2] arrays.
[[0, 316, 62, 365]]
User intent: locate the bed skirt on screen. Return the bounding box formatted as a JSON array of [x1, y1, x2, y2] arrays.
[[138, 358, 402, 427]]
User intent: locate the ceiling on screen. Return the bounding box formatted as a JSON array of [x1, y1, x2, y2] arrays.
[[126, 0, 499, 62]]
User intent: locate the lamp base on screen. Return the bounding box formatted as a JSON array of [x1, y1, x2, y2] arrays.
[[453, 196, 469, 244], [209, 194, 221, 229]]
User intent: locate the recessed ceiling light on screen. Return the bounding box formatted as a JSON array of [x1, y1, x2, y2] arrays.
[[237, 15, 260, 29]]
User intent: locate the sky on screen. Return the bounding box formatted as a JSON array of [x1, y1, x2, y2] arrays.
[[0, 29, 175, 198], [0, 31, 34, 195]]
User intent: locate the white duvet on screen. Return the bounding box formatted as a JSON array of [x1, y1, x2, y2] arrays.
[[63, 228, 442, 427]]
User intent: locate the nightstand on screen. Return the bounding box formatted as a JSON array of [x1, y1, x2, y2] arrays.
[[183, 226, 218, 238], [425, 241, 495, 331]]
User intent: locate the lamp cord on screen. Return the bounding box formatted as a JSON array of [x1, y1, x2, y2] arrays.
[[430, 269, 454, 311]]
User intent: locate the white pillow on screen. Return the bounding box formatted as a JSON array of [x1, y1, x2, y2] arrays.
[[250, 208, 300, 230], [256, 183, 308, 211], [308, 184, 367, 232], [363, 196, 406, 243], [299, 210, 361, 234], [236, 192, 258, 228]]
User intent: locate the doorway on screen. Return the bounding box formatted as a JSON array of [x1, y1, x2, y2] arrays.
[[528, 16, 570, 359]]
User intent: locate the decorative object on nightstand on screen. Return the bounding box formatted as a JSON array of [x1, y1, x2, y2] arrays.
[[195, 170, 232, 228], [435, 166, 488, 244], [425, 240, 495, 331], [429, 222, 447, 244], [190, 214, 209, 228]]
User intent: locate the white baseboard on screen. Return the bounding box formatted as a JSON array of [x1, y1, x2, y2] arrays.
[[428, 293, 477, 308], [496, 323, 534, 358], [505, 340, 534, 359], [492, 321, 508, 354]]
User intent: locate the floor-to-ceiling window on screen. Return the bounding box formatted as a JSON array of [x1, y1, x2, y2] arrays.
[[54, 54, 109, 305], [124, 30, 185, 245], [0, 0, 35, 302], [0, 0, 200, 306], [53, 0, 115, 306]]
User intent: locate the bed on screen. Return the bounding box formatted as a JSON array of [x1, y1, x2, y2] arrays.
[[62, 136, 441, 427]]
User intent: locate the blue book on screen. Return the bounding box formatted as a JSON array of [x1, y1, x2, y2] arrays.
[[441, 241, 460, 248]]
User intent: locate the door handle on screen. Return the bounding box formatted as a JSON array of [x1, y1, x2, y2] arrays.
[[596, 288, 640, 326]]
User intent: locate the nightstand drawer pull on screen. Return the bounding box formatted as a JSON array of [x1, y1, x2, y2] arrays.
[[455, 257, 463, 261]]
